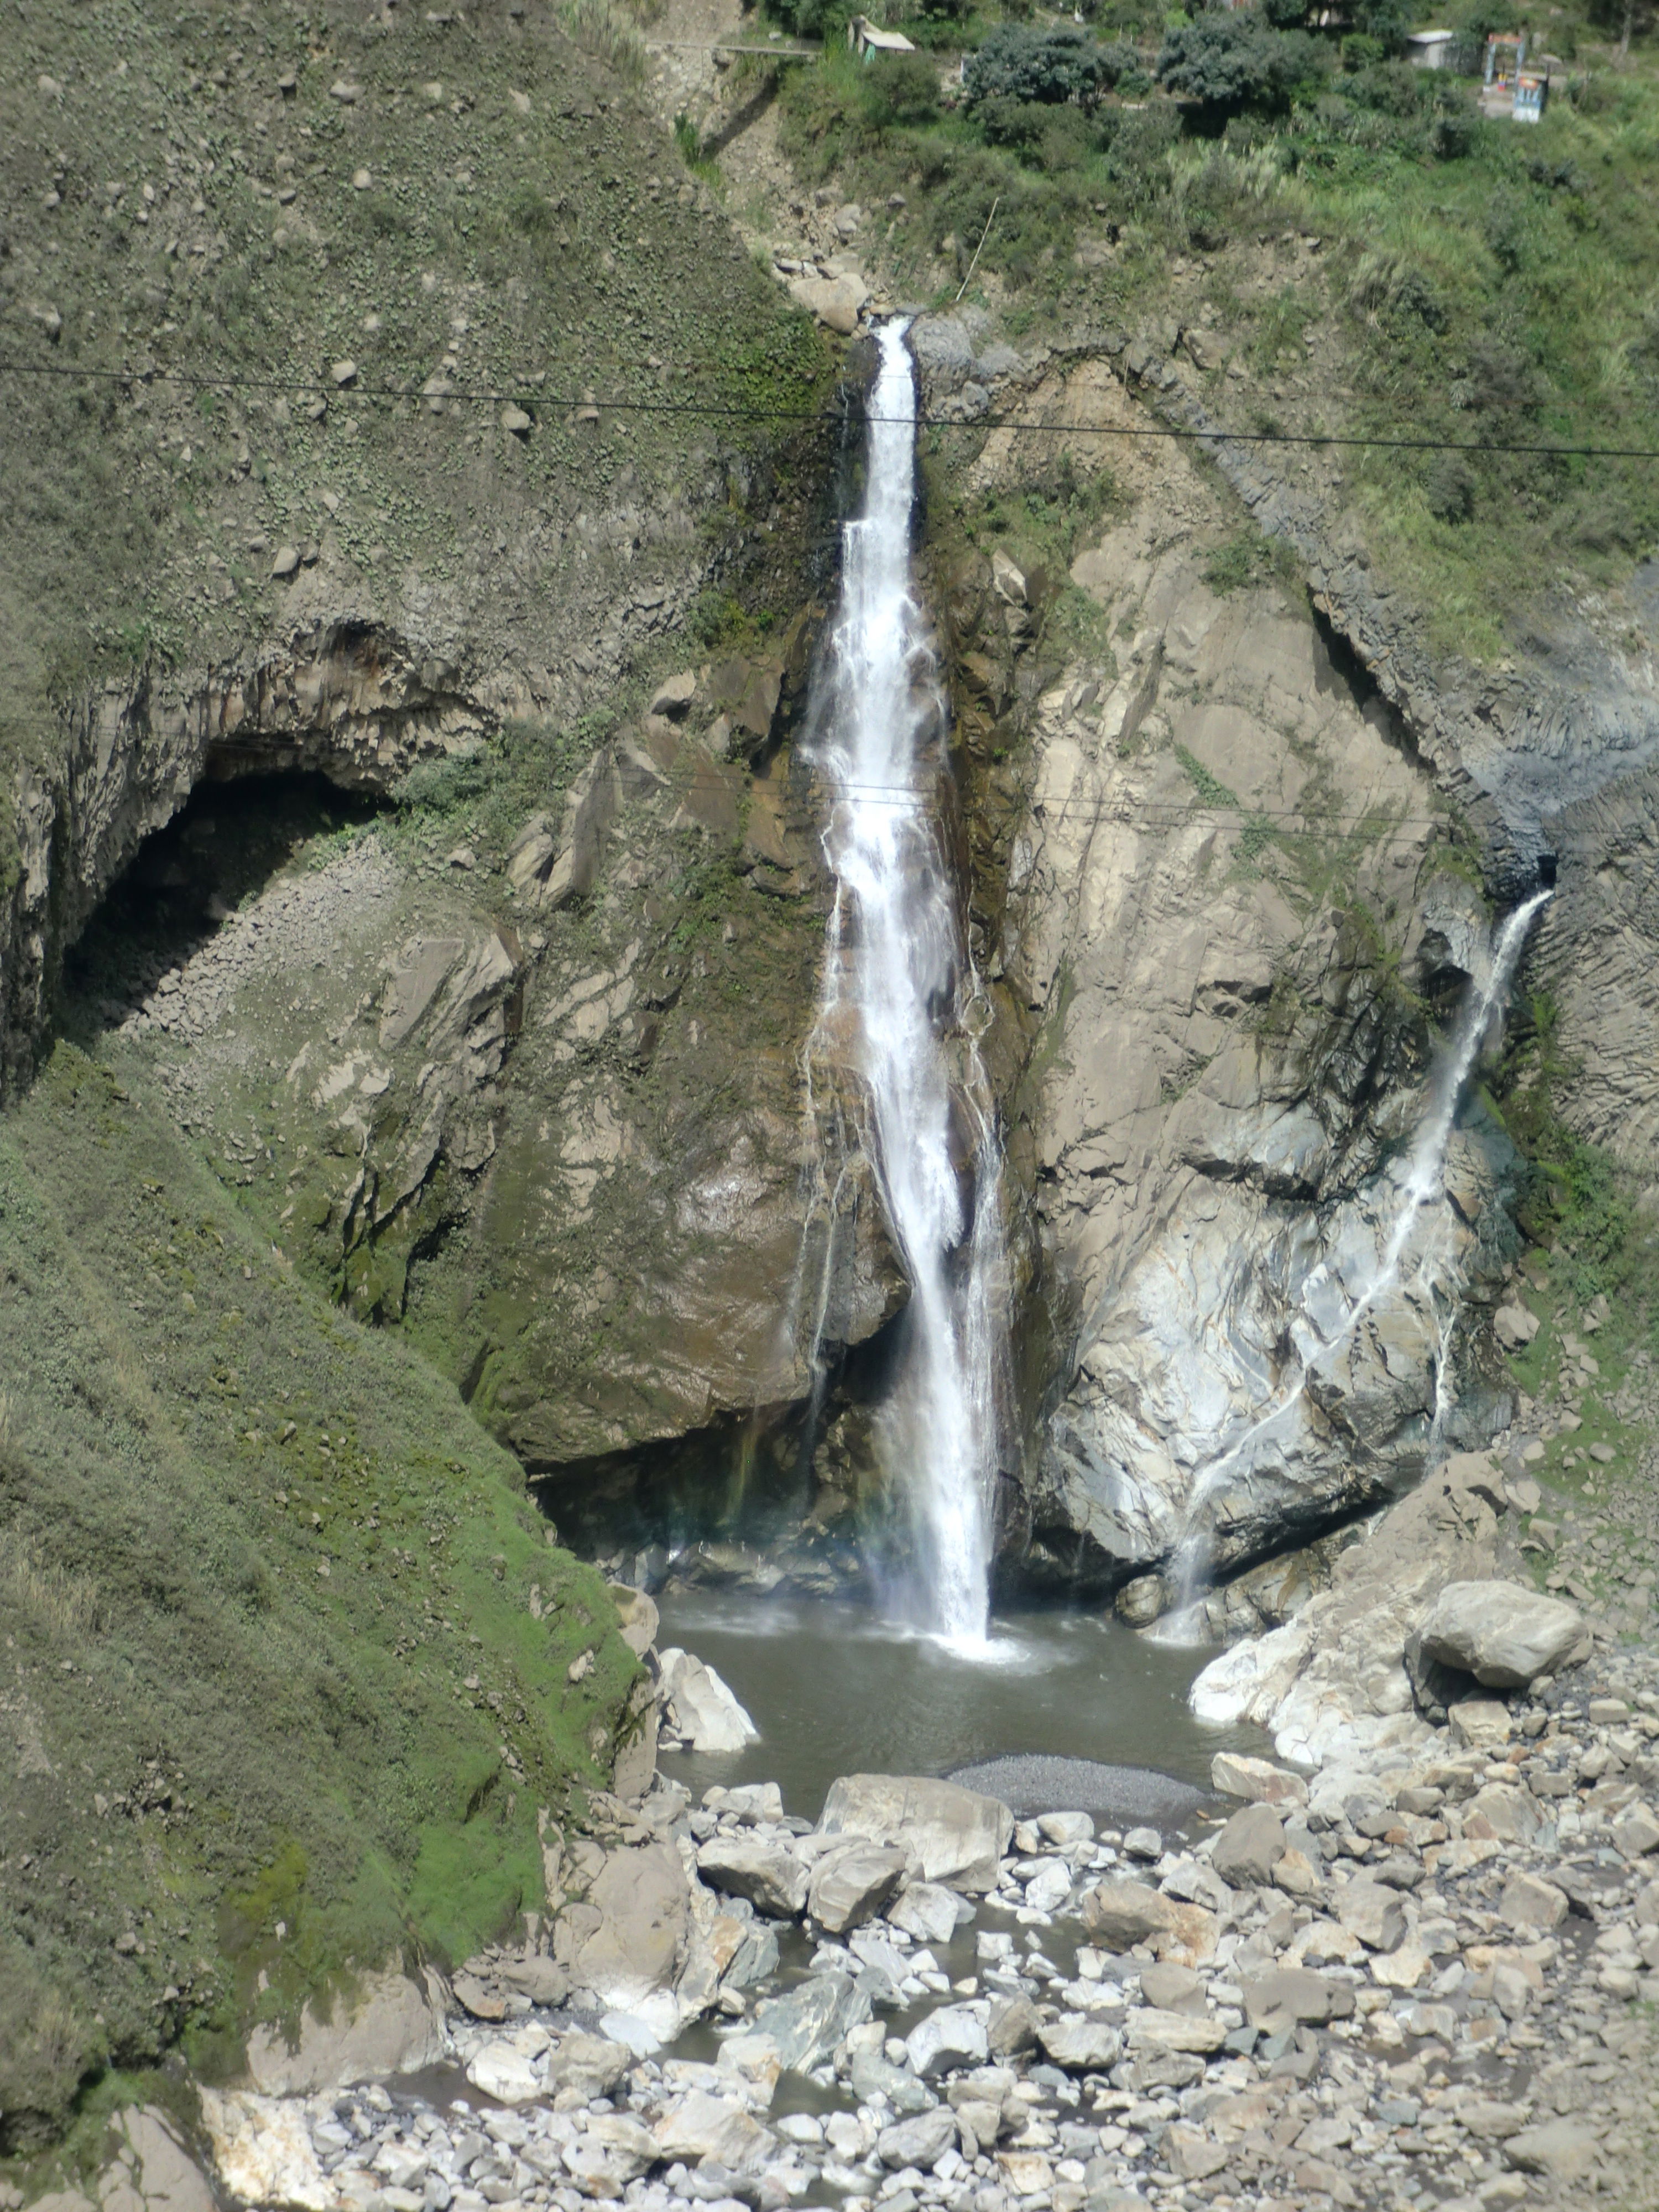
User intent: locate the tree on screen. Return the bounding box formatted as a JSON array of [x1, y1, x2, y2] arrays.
[[1155, 16, 1329, 114], [963, 24, 1115, 111]]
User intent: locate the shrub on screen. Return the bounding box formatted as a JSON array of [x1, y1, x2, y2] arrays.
[[964, 23, 1115, 109], [1155, 17, 1328, 114], [1426, 454, 1478, 523], [861, 50, 943, 126], [976, 94, 1051, 148]]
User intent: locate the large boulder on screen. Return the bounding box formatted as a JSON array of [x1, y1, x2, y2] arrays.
[[1417, 1580, 1587, 1690], [752, 1971, 872, 2072], [817, 1774, 1013, 1892], [243, 1965, 446, 2095], [1209, 1802, 1286, 1887], [555, 1838, 690, 2009], [807, 1841, 908, 1933], [659, 1649, 759, 1752], [99, 2109, 217, 2212], [696, 1835, 808, 1919]]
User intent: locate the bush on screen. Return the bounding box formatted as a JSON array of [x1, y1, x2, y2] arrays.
[[964, 23, 1115, 109], [975, 93, 1050, 148], [859, 50, 943, 124], [1155, 17, 1329, 114], [1426, 454, 1478, 523]]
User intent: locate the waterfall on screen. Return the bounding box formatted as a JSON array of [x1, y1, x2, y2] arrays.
[[1162, 888, 1552, 1611], [802, 321, 1010, 1651]]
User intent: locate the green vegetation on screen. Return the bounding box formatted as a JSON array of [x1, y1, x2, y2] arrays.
[[1493, 991, 1640, 1305], [773, 0, 1659, 663], [0, 1043, 637, 2154], [0, 0, 831, 786]]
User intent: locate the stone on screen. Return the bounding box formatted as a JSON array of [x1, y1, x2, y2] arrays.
[[1504, 2120, 1599, 2185], [997, 2152, 1055, 2197], [330, 358, 358, 386], [544, 2033, 630, 2099], [1165, 2122, 1229, 2181], [1022, 1858, 1074, 1914], [1125, 2007, 1227, 2053], [466, 2038, 544, 2104], [1448, 1699, 1512, 1750], [1370, 1938, 1431, 1990], [107, 2110, 216, 2212], [564, 2115, 658, 2195], [753, 1971, 870, 2072], [1080, 1879, 1176, 1949], [244, 1965, 445, 2093], [654, 2091, 773, 2171], [877, 2107, 957, 2169], [1115, 1574, 1166, 1627], [1417, 1580, 1587, 1689], [697, 1835, 808, 1919], [1240, 1969, 1349, 2029], [808, 1841, 907, 1933], [818, 1773, 1013, 1892], [608, 1582, 659, 1658], [886, 1880, 963, 1944], [1036, 2016, 1123, 2072], [557, 1838, 689, 2008], [906, 2003, 990, 2078], [500, 404, 531, 436], [1123, 1826, 1162, 1861], [1036, 1811, 1095, 1846], [197, 2092, 331, 2212], [987, 1994, 1038, 2057], [1333, 1879, 1406, 1953], [1614, 1804, 1659, 1858], [1498, 1870, 1568, 1933], [1211, 1802, 1287, 1886], [649, 671, 696, 718], [271, 545, 300, 579], [1139, 1963, 1204, 2013], [659, 1650, 759, 1752], [786, 270, 865, 335], [1464, 1782, 1540, 1845], [716, 2031, 784, 2104], [1210, 1752, 1308, 1808], [1494, 1303, 1540, 1349]]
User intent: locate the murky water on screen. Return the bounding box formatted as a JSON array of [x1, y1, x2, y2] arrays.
[[654, 1591, 1266, 1819]]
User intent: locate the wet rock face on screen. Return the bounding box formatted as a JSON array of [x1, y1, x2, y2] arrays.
[[955, 375, 1522, 1591]]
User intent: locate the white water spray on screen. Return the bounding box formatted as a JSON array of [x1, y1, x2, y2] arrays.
[[803, 321, 1010, 1651], [1167, 888, 1552, 1600]]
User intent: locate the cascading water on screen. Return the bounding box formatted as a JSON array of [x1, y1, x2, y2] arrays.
[[801, 321, 1011, 1651], [1161, 888, 1552, 1623]]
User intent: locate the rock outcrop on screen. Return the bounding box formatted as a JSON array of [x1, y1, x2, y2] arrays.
[[947, 362, 1522, 1593]]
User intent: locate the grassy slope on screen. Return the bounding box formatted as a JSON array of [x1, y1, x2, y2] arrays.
[[0, 1036, 644, 2157], [0, 0, 826, 881], [774, 6, 1659, 661]]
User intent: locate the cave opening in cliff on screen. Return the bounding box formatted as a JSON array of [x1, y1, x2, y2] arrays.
[[58, 770, 385, 1043]]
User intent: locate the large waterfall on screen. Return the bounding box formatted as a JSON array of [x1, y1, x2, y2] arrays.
[[803, 321, 1010, 1650]]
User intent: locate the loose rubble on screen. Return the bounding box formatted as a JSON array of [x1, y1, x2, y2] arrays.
[[191, 1635, 1659, 2212]]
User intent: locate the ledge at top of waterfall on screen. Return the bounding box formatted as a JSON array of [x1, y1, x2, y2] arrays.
[[796, 321, 1013, 1651]]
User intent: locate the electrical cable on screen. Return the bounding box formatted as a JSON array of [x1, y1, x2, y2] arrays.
[[2, 354, 1657, 462]]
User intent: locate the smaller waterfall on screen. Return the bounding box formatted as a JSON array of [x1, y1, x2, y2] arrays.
[[1166, 889, 1552, 1597], [802, 322, 1011, 1651]]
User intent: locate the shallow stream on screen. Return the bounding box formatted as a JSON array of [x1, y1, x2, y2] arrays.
[[653, 1592, 1266, 1818]]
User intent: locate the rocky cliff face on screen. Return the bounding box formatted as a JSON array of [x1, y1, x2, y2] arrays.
[[917, 341, 1528, 1607]]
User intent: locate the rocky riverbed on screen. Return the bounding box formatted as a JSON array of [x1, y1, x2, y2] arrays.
[[77, 1543, 1659, 2212]]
